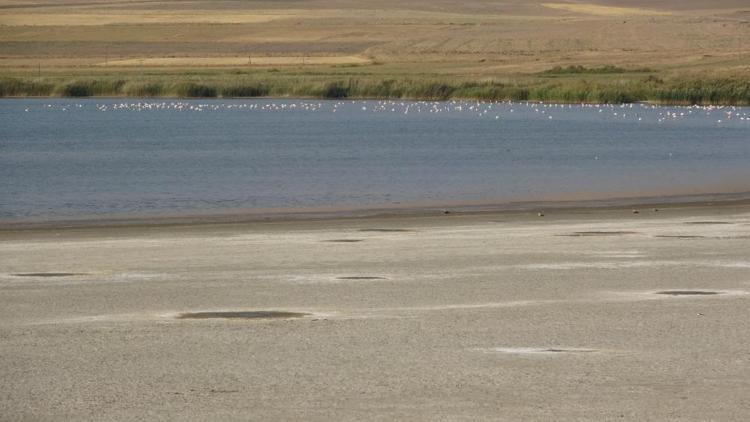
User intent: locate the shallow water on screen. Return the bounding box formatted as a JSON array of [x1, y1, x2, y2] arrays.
[[1, 99, 749, 219]]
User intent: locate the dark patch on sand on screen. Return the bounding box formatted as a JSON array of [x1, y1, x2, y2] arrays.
[[12, 272, 87, 277], [654, 235, 707, 239], [358, 229, 414, 233], [337, 276, 387, 280], [323, 239, 364, 243], [178, 311, 309, 320], [656, 290, 720, 296], [558, 231, 638, 237], [490, 347, 598, 355], [684, 221, 732, 225]]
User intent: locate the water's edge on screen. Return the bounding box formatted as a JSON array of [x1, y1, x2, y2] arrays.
[[3, 191, 749, 231], [1, 96, 747, 107]]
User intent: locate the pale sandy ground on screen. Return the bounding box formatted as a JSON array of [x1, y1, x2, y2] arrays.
[[1, 203, 750, 420]]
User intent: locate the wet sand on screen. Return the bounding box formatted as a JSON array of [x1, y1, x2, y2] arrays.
[[2, 202, 750, 420]]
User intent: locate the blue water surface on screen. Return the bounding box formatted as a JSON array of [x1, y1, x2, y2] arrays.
[[1, 99, 749, 219]]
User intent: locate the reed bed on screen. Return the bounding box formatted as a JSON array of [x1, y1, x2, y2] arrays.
[[1, 75, 748, 105]]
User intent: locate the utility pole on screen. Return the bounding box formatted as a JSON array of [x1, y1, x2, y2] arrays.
[[38, 62, 41, 79]]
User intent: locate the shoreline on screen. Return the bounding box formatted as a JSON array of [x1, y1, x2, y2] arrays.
[[3, 190, 750, 232], [1, 94, 748, 107], [2, 95, 747, 107]]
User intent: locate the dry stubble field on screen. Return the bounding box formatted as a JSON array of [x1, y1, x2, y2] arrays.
[[0, 0, 748, 100]]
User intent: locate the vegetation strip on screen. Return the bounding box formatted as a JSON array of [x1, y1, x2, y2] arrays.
[[2, 75, 749, 105]]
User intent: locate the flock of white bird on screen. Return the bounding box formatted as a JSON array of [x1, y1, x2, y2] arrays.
[[21, 100, 750, 124]]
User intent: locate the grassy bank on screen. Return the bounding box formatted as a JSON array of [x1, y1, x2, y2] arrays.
[[1, 73, 749, 105]]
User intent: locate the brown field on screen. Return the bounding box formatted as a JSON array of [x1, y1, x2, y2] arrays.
[[0, 0, 748, 90], [540, 3, 670, 16], [99, 55, 371, 67]]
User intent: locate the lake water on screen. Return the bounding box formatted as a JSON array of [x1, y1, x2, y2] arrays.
[[1, 98, 749, 220]]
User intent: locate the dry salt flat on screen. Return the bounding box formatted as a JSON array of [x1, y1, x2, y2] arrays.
[[1, 202, 750, 420]]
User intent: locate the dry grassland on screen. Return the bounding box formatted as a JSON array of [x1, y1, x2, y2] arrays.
[[0, 12, 291, 26], [540, 3, 670, 16], [101, 56, 371, 67], [0, 0, 748, 100]]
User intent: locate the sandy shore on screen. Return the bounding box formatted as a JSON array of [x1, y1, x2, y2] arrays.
[[2, 202, 750, 420]]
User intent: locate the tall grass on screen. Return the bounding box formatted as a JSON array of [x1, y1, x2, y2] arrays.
[[55, 79, 126, 96], [0, 75, 748, 105], [529, 80, 646, 104], [321, 81, 349, 98], [123, 81, 165, 97], [653, 79, 750, 105], [173, 82, 217, 98], [0, 78, 54, 96], [220, 83, 269, 97], [309, 80, 531, 101]]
